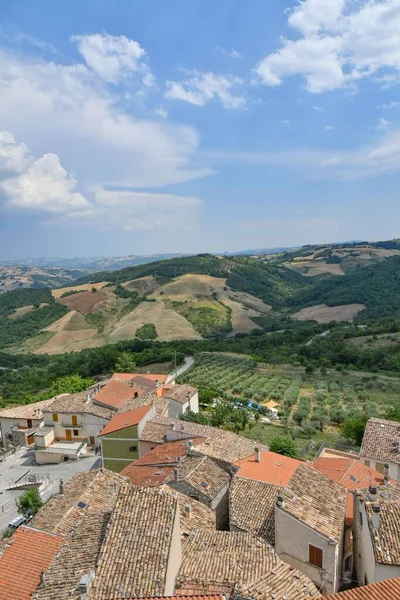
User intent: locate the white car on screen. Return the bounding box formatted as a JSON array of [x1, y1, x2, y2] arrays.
[[8, 515, 27, 528]]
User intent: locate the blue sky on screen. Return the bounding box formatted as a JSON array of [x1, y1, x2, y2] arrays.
[[1, 0, 400, 258]]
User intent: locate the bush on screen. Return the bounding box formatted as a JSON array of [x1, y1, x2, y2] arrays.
[[17, 487, 43, 518], [340, 415, 368, 446], [269, 436, 298, 458]]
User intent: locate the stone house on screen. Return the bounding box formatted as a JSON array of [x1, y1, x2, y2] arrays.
[[360, 418, 400, 482]]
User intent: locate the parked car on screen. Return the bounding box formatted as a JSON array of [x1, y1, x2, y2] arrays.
[[8, 515, 27, 528]]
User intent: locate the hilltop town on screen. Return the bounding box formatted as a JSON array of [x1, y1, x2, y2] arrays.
[[0, 367, 399, 600]]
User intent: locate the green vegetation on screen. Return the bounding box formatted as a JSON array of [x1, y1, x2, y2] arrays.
[[114, 351, 137, 372], [172, 301, 232, 337], [135, 323, 158, 340], [17, 487, 43, 518], [113, 284, 140, 300], [268, 436, 298, 458], [60, 289, 81, 298]]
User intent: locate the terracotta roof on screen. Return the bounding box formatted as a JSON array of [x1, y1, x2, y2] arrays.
[[93, 380, 139, 410], [0, 398, 57, 420], [229, 476, 281, 545], [360, 417, 400, 465], [172, 454, 231, 501], [122, 464, 175, 487], [176, 531, 278, 596], [159, 485, 216, 540], [112, 372, 168, 384], [91, 485, 179, 599], [99, 405, 153, 436], [240, 561, 321, 600], [234, 450, 301, 485], [131, 374, 159, 389], [118, 390, 170, 417], [0, 526, 63, 600], [33, 510, 111, 600], [323, 577, 400, 599], [140, 416, 267, 464], [45, 391, 114, 419], [279, 464, 347, 542], [163, 384, 198, 405], [265, 400, 279, 409], [176, 530, 319, 599], [30, 469, 125, 537]]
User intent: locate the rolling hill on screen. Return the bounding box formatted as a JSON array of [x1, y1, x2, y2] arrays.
[[2, 242, 400, 355]]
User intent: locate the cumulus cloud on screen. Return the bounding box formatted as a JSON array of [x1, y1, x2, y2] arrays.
[[165, 70, 246, 108], [71, 32, 154, 85], [0, 131, 30, 177], [255, 0, 400, 93], [0, 134, 89, 213], [380, 101, 400, 110]]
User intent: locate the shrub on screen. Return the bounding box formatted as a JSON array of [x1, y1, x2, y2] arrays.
[[269, 436, 298, 458]]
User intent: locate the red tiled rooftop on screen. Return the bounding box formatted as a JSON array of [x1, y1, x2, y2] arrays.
[[133, 439, 203, 466], [121, 464, 175, 487], [0, 526, 63, 600], [324, 576, 400, 599], [313, 457, 385, 490], [112, 372, 168, 384], [94, 380, 138, 410], [234, 450, 301, 486], [99, 405, 152, 436]]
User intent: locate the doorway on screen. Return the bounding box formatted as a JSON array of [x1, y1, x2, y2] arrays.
[[66, 429, 72, 441]]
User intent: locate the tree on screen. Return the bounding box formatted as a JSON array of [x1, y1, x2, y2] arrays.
[[305, 364, 315, 376], [198, 388, 217, 406], [341, 415, 368, 446], [114, 352, 136, 372], [269, 436, 298, 458], [40, 374, 94, 399], [384, 406, 400, 422], [254, 411, 260, 424], [17, 487, 43, 518], [301, 419, 316, 439]]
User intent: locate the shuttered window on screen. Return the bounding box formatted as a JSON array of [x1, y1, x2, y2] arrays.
[[52, 413, 58, 422], [309, 544, 323, 568]]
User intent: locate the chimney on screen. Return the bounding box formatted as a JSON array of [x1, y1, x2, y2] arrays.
[[255, 447, 261, 463], [371, 503, 381, 530], [40, 572, 45, 585], [184, 504, 192, 519], [173, 467, 180, 482], [368, 485, 377, 502], [384, 464, 390, 484], [59, 479, 64, 495], [86, 393, 91, 404], [276, 493, 285, 509], [187, 440, 194, 456]]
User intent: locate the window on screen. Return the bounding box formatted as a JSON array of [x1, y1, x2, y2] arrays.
[[89, 436, 95, 446], [52, 413, 58, 422], [129, 445, 137, 452], [309, 545, 323, 568], [72, 415, 78, 427], [364, 459, 370, 467], [27, 419, 33, 429], [360, 511, 363, 526], [73, 430, 79, 437], [376, 462, 385, 474]]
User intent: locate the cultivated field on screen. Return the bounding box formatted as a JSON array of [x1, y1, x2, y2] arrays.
[[51, 282, 108, 299], [58, 290, 107, 314], [291, 303, 365, 323], [8, 302, 48, 319], [109, 300, 202, 343]]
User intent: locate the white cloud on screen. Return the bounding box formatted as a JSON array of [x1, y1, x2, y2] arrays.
[[0, 142, 89, 213], [313, 105, 324, 111], [154, 106, 168, 119], [0, 131, 30, 177], [281, 120, 291, 125], [325, 125, 335, 130], [255, 0, 400, 93], [218, 46, 243, 59], [71, 33, 154, 85], [165, 70, 246, 108], [380, 100, 400, 110], [377, 117, 390, 130], [0, 45, 210, 192], [92, 190, 201, 231]]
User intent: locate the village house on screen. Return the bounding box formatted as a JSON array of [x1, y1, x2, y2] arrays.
[[0, 398, 56, 449], [0, 526, 64, 600], [34, 391, 114, 464], [323, 576, 400, 599], [275, 463, 347, 595], [90, 485, 182, 599], [156, 384, 199, 417], [360, 417, 400, 481], [176, 530, 320, 599], [92, 378, 145, 411], [353, 481, 400, 586], [98, 405, 155, 472], [313, 455, 388, 580]]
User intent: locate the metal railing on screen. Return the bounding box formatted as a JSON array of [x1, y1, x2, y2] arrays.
[[7, 472, 50, 490], [0, 497, 19, 515], [61, 421, 84, 429]]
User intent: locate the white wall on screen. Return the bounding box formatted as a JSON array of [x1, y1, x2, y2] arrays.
[[188, 391, 199, 414], [360, 456, 400, 482], [137, 406, 156, 438], [43, 411, 109, 444], [0, 417, 42, 447], [275, 506, 342, 595], [164, 505, 182, 595]]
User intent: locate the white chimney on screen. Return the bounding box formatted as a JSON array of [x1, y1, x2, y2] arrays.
[[255, 447, 261, 463], [371, 503, 381, 530], [173, 467, 179, 482], [276, 494, 285, 509], [184, 504, 192, 519], [384, 464, 390, 484], [187, 440, 194, 456]]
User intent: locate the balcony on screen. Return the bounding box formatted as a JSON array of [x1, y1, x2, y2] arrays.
[[61, 420, 84, 429]]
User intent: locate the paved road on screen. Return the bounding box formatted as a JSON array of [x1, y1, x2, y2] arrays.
[[0, 447, 100, 532], [166, 356, 195, 383]]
